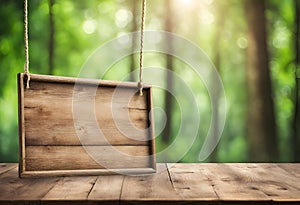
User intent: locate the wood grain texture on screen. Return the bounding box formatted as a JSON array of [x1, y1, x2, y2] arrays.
[[24, 81, 149, 146], [18, 73, 156, 177], [42, 176, 97, 200], [277, 163, 300, 178], [229, 163, 300, 202], [0, 163, 300, 204], [88, 175, 124, 203], [198, 163, 300, 202], [0, 163, 17, 175], [24, 73, 152, 88], [167, 163, 218, 200], [18, 74, 25, 177], [0, 167, 59, 202], [199, 163, 270, 201], [120, 163, 182, 203], [25, 146, 152, 171]]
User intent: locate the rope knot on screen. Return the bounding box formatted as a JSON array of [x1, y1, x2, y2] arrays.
[[138, 82, 143, 96], [24, 70, 30, 89]]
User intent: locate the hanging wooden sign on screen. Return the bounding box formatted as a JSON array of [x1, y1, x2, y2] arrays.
[[18, 73, 156, 177]]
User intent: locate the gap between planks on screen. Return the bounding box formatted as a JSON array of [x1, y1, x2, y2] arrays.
[[167, 163, 220, 201], [87, 163, 172, 202], [0, 166, 60, 201]]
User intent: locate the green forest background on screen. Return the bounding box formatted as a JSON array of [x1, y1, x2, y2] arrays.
[[0, 0, 299, 162]]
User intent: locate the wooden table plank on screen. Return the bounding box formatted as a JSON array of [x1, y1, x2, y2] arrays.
[[120, 163, 182, 204], [0, 163, 17, 175], [229, 163, 300, 202], [88, 175, 124, 204], [198, 163, 270, 201], [167, 163, 219, 201], [277, 163, 300, 178], [42, 176, 97, 201], [0, 166, 59, 202]]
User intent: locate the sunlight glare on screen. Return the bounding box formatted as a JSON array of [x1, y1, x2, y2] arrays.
[[83, 19, 97, 34], [180, 0, 194, 7], [237, 37, 248, 49], [182, 0, 193, 5], [200, 11, 214, 25], [115, 9, 132, 28]]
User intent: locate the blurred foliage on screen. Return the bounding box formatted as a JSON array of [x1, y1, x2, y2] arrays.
[[0, 0, 297, 162]]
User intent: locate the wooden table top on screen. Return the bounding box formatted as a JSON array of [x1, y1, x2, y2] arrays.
[[0, 163, 299, 204]]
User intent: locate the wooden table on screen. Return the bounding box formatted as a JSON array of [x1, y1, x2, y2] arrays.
[[0, 163, 299, 204]]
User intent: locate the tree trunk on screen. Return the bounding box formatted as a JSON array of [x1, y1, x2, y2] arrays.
[[292, 0, 300, 162], [129, 0, 138, 82], [162, 0, 174, 143], [48, 0, 55, 75], [209, 4, 226, 162], [245, 0, 278, 162]]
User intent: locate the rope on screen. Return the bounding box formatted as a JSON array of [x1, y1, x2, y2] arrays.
[[23, 0, 146, 91], [138, 0, 146, 96], [24, 0, 30, 88]]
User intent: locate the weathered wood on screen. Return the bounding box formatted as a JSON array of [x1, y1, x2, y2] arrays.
[[120, 163, 182, 204], [18, 73, 156, 177], [42, 176, 97, 201], [0, 163, 300, 204], [199, 163, 300, 202], [277, 163, 300, 178], [198, 163, 270, 201], [88, 175, 124, 203], [19, 73, 150, 88], [229, 163, 300, 201], [25, 146, 152, 171], [24, 81, 149, 146], [18, 74, 25, 177], [167, 163, 218, 200], [0, 163, 17, 175], [0, 167, 59, 202]]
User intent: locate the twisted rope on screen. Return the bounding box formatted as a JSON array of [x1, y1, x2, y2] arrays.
[[24, 0, 30, 88], [138, 0, 146, 96]]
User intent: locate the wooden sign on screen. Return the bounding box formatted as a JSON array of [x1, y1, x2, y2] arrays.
[[18, 73, 156, 177]]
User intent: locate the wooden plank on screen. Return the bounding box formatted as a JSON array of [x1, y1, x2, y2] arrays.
[[25, 73, 152, 89], [167, 163, 218, 201], [42, 176, 97, 201], [88, 175, 124, 204], [277, 163, 300, 178], [0, 166, 59, 202], [25, 146, 152, 171], [0, 163, 17, 175], [25, 115, 149, 146], [198, 163, 270, 201], [121, 163, 182, 204], [148, 87, 156, 170], [21, 168, 156, 178], [229, 163, 300, 202], [18, 74, 25, 177], [202, 163, 300, 202], [25, 81, 148, 109]]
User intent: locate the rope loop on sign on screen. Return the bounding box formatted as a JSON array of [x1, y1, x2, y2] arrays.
[[138, 0, 146, 96], [24, 0, 30, 88]]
